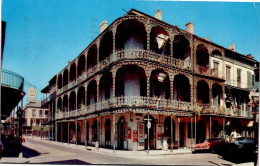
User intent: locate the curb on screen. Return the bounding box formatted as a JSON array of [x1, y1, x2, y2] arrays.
[[26, 138, 192, 157]]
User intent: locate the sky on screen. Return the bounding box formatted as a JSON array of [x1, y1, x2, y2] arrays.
[[2, 0, 260, 105]]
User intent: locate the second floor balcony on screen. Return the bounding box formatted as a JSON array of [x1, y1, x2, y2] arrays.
[[56, 96, 193, 120]]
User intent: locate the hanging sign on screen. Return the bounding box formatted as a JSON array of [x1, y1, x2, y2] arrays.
[[138, 123, 144, 141], [133, 130, 138, 142], [127, 128, 132, 139], [124, 124, 128, 140], [28, 87, 37, 98], [157, 131, 162, 140]]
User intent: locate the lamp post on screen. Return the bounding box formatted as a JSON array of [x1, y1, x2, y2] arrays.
[[252, 92, 259, 166], [16, 107, 24, 155]]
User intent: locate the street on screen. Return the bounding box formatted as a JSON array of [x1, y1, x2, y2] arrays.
[[4, 137, 250, 165]]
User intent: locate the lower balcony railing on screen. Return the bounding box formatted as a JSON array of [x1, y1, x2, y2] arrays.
[[199, 104, 253, 118], [63, 85, 68, 92], [56, 96, 192, 119], [55, 98, 254, 120], [68, 80, 76, 89]]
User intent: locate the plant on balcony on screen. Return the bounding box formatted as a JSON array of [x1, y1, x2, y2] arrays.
[[219, 106, 226, 115], [131, 99, 137, 106], [194, 105, 202, 117], [80, 104, 87, 111], [138, 99, 144, 106]]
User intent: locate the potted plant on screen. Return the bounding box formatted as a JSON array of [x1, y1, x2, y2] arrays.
[[219, 106, 226, 115], [194, 105, 202, 117]]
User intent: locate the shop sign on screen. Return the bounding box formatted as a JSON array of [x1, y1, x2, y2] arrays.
[[157, 131, 162, 140]]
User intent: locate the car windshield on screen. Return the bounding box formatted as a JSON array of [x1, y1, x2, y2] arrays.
[[205, 138, 217, 142], [235, 137, 245, 141]]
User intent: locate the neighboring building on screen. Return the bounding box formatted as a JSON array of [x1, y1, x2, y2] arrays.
[[41, 9, 259, 150], [23, 101, 49, 136], [1, 21, 25, 157]]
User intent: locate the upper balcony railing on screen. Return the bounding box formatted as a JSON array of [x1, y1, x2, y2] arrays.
[[56, 49, 193, 95], [194, 65, 224, 80], [77, 73, 87, 84], [49, 84, 57, 95], [1, 69, 24, 91], [41, 98, 49, 106], [114, 49, 191, 71]]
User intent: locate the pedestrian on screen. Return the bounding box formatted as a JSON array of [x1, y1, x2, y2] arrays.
[[231, 134, 235, 141]]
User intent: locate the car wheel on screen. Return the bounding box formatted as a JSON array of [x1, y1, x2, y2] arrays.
[[210, 147, 215, 153]]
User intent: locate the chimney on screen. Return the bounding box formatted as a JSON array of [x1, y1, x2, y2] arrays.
[[185, 22, 194, 34], [155, 9, 162, 20], [229, 44, 235, 52], [246, 54, 252, 58], [246, 54, 254, 59], [100, 20, 108, 33]]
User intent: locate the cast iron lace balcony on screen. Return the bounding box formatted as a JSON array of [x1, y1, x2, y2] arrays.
[[55, 96, 192, 120]]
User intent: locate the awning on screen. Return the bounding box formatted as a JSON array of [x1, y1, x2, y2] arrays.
[[247, 121, 254, 127], [226, 121, 230, 126]]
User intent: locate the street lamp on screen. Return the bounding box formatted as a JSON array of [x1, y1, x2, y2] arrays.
[[252, 91, 259, 166], [16, 107, 24, 156], [157, 73, 166, 82]]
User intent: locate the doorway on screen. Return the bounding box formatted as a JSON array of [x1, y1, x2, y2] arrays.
[[179, 122, 184, 147], [164, 116, 175, 147], [105, 119, 111, 147], [143, 115, 156, 150], [118, 117, 125, 149], [196, 121, 206, 143]]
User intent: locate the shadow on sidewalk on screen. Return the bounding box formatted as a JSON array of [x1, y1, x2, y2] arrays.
[[42, 159, 90, 164], [22, 145, 41, 158]]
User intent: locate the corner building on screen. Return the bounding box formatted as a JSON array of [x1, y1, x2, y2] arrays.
[[41, 9, 258, 150]]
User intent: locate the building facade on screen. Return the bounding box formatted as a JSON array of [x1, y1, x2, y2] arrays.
[[41, 9, 258, 150], [23, 101, 49, 136]]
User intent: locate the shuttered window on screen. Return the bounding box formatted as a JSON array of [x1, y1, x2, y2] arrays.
[[226, 66, 231, 85], [237, 69, 241, 87], [247, 72, 252, 88]]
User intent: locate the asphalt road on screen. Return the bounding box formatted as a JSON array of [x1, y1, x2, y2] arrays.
[[22, 137, 252, 165]]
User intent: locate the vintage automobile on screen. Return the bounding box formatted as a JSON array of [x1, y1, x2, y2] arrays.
[[193, 138, 228, 153], [221, 137, 255, 158], [229, 137, 255, 153]]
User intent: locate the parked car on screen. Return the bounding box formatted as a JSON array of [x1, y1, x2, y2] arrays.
[[229, 137, 255, 153], [193, 138, 228, 153], [221, 137, 255, 158]]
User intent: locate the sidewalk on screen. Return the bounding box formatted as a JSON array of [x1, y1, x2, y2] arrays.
[[1, 153, 30, 163], [27, 136, 192, 157]]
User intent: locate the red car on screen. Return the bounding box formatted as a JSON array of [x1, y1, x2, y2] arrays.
[[193, 138, 227, 153]]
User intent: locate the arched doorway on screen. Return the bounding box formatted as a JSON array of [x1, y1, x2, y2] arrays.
[[235, 121, 242, 136], [173, 74, 190, 102], [105, 119, 111, 147], [164, 117, 175, 148], [86, 121, 89, 145], [143, 114, 156, 150], [118, 117, 126, 149], [197, 80, 209, 104], [77, 122, 81, 144], [115, 65, 147, 97], [212, 120, 220, 138], [92, 120, 97, 142], [196, 121, 206, 143]]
